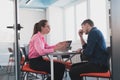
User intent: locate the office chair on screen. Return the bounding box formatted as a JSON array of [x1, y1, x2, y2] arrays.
[[20, 47, 49, 80], [80, 47, 112, 80]]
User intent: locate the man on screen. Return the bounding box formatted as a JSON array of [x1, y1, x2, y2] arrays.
[[69, 19, 109, 80]]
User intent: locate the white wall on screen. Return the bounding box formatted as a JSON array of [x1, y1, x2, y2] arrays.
[[46, 6, 82, 51], [46, 6, 64, 45], [47, 0, 110, 48], [90, 0, 110, 44], [19, 8, 46, 45], [0, 0, 14, 42]]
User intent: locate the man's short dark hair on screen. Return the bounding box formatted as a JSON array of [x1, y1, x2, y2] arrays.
[[81, 19, 94, 27]]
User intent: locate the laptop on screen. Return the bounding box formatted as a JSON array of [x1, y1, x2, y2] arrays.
[[55, 40, 73, 59], [56, 40, 72, 53], [66, 40, 72, 51]]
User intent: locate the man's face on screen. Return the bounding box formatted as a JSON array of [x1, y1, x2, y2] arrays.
[[81, 23, 89, 34]]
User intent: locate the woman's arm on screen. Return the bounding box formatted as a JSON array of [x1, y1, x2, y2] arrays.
[[34, 38, 54, 55]]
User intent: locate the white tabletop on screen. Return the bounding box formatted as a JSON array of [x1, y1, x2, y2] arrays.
[[49, 51, 77, 55]]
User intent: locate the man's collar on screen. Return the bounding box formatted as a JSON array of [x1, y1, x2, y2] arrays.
[[88, 27, 96, 34]]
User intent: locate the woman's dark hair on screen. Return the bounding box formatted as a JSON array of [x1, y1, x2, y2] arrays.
[[32, 19, 48, 36], [81, 19, 94, 27]]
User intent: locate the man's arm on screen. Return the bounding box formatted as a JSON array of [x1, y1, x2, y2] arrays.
[[79, 29, 86, 48], [80, 36, 86, 46], [83, 31, 98, 57]]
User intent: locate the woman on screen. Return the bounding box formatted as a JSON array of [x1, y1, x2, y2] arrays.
[[28, 19, 66, 80]]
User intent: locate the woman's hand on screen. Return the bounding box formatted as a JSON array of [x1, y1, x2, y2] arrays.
[[54, 42, 68, 51]]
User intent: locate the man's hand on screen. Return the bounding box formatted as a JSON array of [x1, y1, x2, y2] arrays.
[[75, 48, 83, 54], [78, 29, 83, 37], [78, 29, 86, 46]]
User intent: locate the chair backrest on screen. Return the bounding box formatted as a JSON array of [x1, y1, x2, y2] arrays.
[[106, 46, 112, 71], [24, 45, 29, 56], [106, 46, 112, 61], [107, 46, 112, 57], [20, 47, 29, 63]]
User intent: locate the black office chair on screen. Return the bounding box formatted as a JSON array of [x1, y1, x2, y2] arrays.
[[20, 47, 49, 80], [80, 47, 112, 80]]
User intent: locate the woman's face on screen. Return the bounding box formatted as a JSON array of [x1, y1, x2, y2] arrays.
[[41, 22, 50, 34]]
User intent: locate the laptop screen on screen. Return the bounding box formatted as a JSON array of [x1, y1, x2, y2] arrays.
[[56, 40, 72, 52], [66, 40, 72, 50]]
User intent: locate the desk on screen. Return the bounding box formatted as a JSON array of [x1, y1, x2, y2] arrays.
[[48, 51, 78, 80]]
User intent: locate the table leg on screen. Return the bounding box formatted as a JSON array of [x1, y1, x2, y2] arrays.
[[49, 55, 54, 80], [64, 54, 76, 62]]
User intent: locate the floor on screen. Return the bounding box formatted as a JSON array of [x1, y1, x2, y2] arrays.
[[0, 66, 110, 80], [0, 66, 15, 80]]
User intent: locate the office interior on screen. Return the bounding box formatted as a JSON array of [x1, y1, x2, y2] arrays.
[[1, 0, 119, 80]]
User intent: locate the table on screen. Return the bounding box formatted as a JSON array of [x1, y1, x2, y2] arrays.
[[48, 51, 79, 80]]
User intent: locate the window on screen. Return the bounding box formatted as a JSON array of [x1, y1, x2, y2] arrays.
[[64, 6, 75, 41], [64, 0, 108, 42], [90, 0, 108, 40], [64, 0, 87, 41], [76, 0, 87, 40], [0, 0, 14, 42]]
